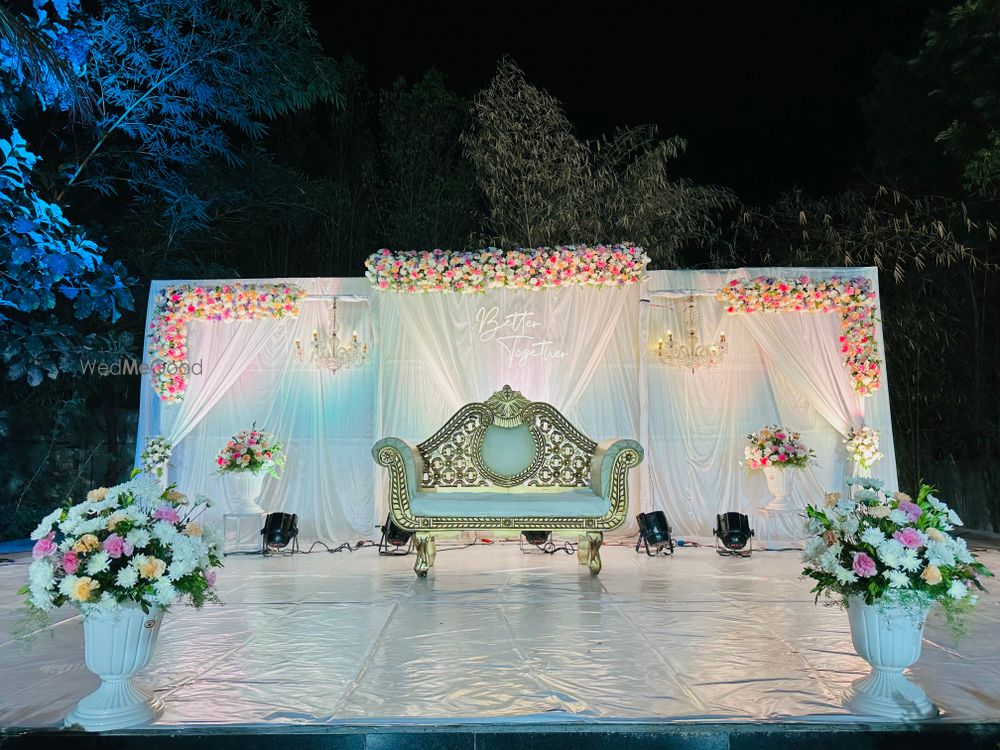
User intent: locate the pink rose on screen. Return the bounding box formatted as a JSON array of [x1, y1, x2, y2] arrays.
[[852, 551, 877, 578], [152, 506, 180, 524], [62, 550, 80, 574], [893, 528, 924, 549], [102, 533, 134, 559], [32, 532, 56, 559], [897, 500, 922, 522]]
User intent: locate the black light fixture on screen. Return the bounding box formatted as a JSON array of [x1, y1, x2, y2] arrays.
[[261, 512, 299, 553], [378, 514, 413, 555], [520, 530, 551, 552], [635, 511, 675, 556], [713, 512, 754, 557]]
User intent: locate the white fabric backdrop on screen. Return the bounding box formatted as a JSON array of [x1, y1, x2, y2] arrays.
[[134, 268, 896, 542]]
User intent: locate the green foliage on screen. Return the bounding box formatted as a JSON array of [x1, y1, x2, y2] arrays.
[[463, 60, 734, 265], [0, 129, 134, 385], [69, 0, 341, 237]]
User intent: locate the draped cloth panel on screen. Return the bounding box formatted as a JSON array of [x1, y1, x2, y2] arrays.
[[645, 268, 896, 539], [134, 267, 896, 543], [371, 286, 647, 531]]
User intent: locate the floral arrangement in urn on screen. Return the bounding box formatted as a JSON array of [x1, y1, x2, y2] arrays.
[[20, 473, 222, 618], [843, 425, 883, 472], [744, 425, 815, 470], [140, 436, 173, 478], [802, 478, 992, 718], [803, 480, 991, 628], [20, 473, 222, 730], [216, 424, 284, 477]]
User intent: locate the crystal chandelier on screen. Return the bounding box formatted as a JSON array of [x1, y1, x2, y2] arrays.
[[656, 295, 727, 372], [293, 299, 369, 372]]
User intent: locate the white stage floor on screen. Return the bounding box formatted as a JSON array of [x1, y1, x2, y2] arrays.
[[2, 542, 999, 727]]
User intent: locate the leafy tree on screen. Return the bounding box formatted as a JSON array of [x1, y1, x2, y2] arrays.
[[463, 60, 734, 264], [380, 70, 480, 251], [60, 0, 341, 238]]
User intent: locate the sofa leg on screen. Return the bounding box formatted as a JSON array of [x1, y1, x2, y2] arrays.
[[577, 532, 603, 575], [585, 531, 603, 575], [414, 532, 435, 577]]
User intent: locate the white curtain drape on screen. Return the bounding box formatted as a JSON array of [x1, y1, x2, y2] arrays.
[[134, 268, 896, 544], [644, 268, 896, 538], [372, 286, 646, 529]]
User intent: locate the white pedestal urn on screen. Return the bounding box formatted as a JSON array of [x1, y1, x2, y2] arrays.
[[226, 470, 266, 514], [65, 606, 165, 731], [762, 465, 796, 511], [843, 594, 938, 720]]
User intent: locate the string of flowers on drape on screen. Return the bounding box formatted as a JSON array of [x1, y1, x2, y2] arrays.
[[365, 245, 650, 293], [147, 283, 305, 402], [717, 276, 882, 396]]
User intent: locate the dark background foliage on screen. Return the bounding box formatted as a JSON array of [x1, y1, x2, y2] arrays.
[[1, 0, 997, 538]]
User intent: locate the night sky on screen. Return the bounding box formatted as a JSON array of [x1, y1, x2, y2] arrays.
[[309, 2, 936, 203]]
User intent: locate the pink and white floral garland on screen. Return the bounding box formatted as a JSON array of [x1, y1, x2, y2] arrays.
[[147, 283, 305, 402], [365, 245, 650, 293], [716, 276, 882, 396]]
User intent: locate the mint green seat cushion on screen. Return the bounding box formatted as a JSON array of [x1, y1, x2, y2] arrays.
[[480, 423, 536, 477], [411, 488, 609, 518]]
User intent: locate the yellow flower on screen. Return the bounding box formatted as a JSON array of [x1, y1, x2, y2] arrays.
[[167, 490, 187, 504], [823, 492, 841, 507], [106, 513, 127, 531], [868, 506, 891, 519], [893, 491, 912, 503], [184, 522, 203, 537], [73, 534, 100, 553], [139, 557, 167, 580], [921, 565, 942, 585], [87, 487, 108, 502], [926, 528, 945, 543], [71, 577, 100, 602]]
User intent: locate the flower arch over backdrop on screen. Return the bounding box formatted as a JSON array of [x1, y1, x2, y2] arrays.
[[716, 276, 881, 396], [147, 283, 306, 402], [365, 245, 650, 293]]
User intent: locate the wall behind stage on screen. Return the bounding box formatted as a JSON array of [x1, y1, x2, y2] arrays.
[[135, 268, 896, 542]]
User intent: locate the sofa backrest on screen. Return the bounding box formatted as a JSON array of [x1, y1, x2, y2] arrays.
[[418, 385, 596, 489]]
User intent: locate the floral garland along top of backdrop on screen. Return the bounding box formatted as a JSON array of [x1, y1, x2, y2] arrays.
[[364, 245, 650, 293], [716, 276, 882, 396], [147, 283, 306, 402]]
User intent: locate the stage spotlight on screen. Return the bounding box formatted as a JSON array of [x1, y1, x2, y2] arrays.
[[261, 512, 299, 553], [635, 511, 675, 556], [522, 530, 551, 545], [378, 514, 413, 555], [713, 512, 754, 557], [519, 530, 551, 552]]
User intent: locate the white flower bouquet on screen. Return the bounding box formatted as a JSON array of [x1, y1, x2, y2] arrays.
[[140, 435, 173, 478], [802, 479, 992, 631], [19, 472, 222, 619], [844, 425, 883, 471]]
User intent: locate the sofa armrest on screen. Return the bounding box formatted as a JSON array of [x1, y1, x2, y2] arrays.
[[590, 439, 644, 498], [372, 437, 424, 498]]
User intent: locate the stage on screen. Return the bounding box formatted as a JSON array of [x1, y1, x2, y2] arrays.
[[2, 542, 1000, 740]]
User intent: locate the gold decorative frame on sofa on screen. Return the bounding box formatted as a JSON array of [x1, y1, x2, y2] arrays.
[[372, 386, 644, 577]]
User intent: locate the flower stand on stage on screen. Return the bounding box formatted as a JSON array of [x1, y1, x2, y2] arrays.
[[753, 506, 805, 550]]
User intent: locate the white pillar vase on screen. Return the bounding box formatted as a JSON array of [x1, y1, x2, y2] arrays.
[[226, 471, 267, 514], [843, 594, 937, 720], [762, 465, 796, 511], [65, 605, 165, 731]]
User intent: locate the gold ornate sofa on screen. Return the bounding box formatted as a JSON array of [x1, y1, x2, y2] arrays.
[[372, 385, 644, 577]]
